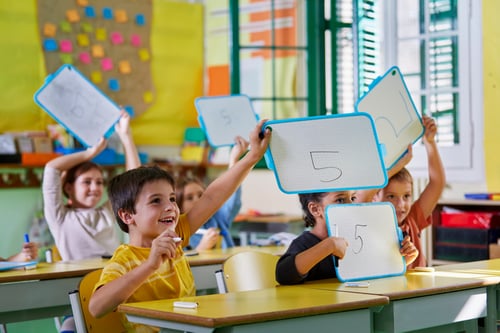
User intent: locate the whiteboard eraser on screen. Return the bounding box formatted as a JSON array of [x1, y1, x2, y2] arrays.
[[173, 301, 198, 309], [345, 281, 370, 288], [411, 266, 435, 272]]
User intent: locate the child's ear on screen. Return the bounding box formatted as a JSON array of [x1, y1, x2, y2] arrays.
[[118, 208, 134, 225], [308, 202, 322, 218]]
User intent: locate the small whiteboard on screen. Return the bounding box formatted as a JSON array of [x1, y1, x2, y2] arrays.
[[356, 66, 424, 169], [195, 95, 259, 147], [264, 113, 387, 194], [0, 260, 38, 271], [326, 203, 406, 282], [34, 64, 121, 148]]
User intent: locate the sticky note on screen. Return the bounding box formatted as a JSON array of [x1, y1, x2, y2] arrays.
[[110, 32, 124, 45], [84, 6, 95, 18], [77, 34, 90, 47], [143, 91, 153, 103], [101, 58, 113, 71], [43, 38, 58, 51], [102, 7, 113, 20], [124, 105, 135, 117], [60, 21, 72, 33], [77, 0, 88, 6], [135, 14, 145, 26], [60, 40, 73, 53], [78, 52, 91, 64], [43, 23, 57, 37], [66, 9, 80, 23], [91, 71, 102, 84], [108, 78, 120, 91], [59, 53, 73, 64], [115, 9, 128, 23], [81, 22, 93, 33], [95, 28, 107, 41], [130, 34, 141, 47], [118, 60, 131, 74], [138, 48, 150, 61], [91, 44, 104, 58]]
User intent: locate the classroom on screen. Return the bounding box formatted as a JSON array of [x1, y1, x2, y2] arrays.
[[1, 0, 500, 332]]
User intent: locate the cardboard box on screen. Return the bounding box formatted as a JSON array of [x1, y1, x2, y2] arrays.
[[490, 243, 500, 259]]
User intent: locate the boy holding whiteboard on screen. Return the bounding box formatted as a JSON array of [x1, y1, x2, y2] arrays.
[[374, 116, 445, 269], [275, 191, 419, 285]]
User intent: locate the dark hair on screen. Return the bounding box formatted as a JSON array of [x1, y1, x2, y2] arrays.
[[390, 167, 413, 186], [175, 176, 205, 213], [298, 192, 330, 228], [62, 161, 103, 198], [107, 165, 176, 233]]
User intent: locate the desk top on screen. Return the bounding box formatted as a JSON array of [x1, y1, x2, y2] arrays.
[[234, 214, 303, 224], [0, 257, 106, 283], [303, 271, 499, 301], [187, 245, 286, 266], [434, 258, 500, 276], [118, 285, 388, 328]]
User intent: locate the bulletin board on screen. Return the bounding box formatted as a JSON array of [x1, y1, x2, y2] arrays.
[[195, 95, 259, 147], [36, 0, 154, 118], [356, 66, 424, 169], [325, 202, 406, 282], [263, 113, 387, 194]]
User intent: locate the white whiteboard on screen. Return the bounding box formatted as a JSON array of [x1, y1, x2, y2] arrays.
[[264, 113, 387, 194], [326, 203, 406, 282], [34, 65, 121, 148], [195, 95, 259, 147], [356, 66, 424, 169]]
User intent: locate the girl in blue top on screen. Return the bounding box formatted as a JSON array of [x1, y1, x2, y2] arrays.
[[176, 136, 249, 250]]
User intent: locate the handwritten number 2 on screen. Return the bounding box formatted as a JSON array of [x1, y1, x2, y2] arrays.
[[353, 224, 367, 254]]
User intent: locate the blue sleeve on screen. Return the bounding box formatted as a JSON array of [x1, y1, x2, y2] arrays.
[[213, 187, 242, 229]]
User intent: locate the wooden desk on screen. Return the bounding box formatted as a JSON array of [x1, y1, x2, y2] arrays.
[[118, 285, 389, 332], [303, 271, 498, 333], [188, 245, 285, 291], [434, 258, 500, 333], [233, 214, 303, 246], [0, 257, 106, 323]]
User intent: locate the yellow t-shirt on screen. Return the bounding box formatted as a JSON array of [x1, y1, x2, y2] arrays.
[[96, 214, 195, 333]]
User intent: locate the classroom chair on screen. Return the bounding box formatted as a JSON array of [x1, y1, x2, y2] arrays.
[[215, 251, 280, 293], [69, 269, 125, 333]]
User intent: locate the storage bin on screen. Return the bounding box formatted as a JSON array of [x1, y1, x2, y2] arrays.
[[440, 211, 493, 229]]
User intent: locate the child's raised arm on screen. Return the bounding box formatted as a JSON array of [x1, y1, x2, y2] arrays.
[[228, 136, 250, 168], [415, 116, 446, 218], [186, 119, 271, 234], [46, 138, 107, 171], [114, 110, 140, 171]]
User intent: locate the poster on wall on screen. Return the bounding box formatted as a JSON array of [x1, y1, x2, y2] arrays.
[[36, 0, 155, 118]]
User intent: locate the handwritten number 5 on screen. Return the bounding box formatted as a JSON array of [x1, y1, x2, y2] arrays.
[[353, 224, 367, 254]]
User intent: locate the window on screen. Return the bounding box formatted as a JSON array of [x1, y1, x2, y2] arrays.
[[381, 0, 483, 181]]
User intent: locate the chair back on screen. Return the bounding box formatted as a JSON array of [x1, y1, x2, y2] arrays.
[[219, 251, 280, 293], [70, 269, 126, 333]]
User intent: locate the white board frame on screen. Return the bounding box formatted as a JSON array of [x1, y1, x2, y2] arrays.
[[195, 95, 259, 147], [263, 113, 387, 194], [356, 66, 424, 169], [34, 64, 121, 148], [325, 202, 406, 282]]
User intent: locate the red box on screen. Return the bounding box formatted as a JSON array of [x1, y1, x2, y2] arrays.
[[441, 212, 493, 229]]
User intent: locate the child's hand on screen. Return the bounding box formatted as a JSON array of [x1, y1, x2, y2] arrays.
[[114, 110, 132, 139], [330, 236, 349, 259], [422, 115, 437, 144], [196, 228, 220, 251], [148, 229, 181, 270], [86, 137, 107, 159], [228, 136, 250, 167], [400, 235, 419, 266], [246, 119, 271, 163], [21, 242, 38, 261]]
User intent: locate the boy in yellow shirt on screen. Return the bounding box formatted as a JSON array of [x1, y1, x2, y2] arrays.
[[89, 120, 270, 332]]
